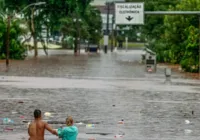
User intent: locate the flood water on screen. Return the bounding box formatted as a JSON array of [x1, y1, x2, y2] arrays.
[[0, 50, 200, 140]]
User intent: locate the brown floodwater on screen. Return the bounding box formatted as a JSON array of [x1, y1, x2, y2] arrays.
[[0, 50, 199, 140]]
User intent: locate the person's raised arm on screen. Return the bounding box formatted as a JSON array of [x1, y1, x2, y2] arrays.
[[44, 122, 58, 136]]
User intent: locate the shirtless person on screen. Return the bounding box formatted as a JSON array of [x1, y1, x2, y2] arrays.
[[28, 109, 57, 140]]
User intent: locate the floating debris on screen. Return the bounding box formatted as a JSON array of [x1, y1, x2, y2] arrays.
[[86, 132, 112, 135], [20, 116, 25, 119], [76, 122, 84, 125], [44, 112, 52, 117], [11, 111, 18, 114], [184, 129, 192, 134], [2, 118, 14, 124], [114, 135, 123, 138], [18, 101, 24, 104], [86, 124, 95, 129], [185, 120, 190, 124], [4, 127, 13, 131], [148, 68, 153, 72], [88, 138, 96, 140], [118, 119, 124, 124], [118, 131, 125, 135]]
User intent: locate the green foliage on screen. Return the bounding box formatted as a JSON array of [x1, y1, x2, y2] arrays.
[[127, 0, 200, 72], [0, 15, 26, 60], [84, 6, 102, 44], [163, 0, 200, 72], [181, 26, 199, 72], [2, 0, 100, 57], [60, 4, 102, 45]]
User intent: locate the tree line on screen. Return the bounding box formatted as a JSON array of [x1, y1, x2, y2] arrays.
[[0, 0, 102, 59], [127, 0, 199, 72]]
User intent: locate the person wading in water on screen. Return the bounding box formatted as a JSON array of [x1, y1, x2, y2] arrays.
[[57, 116, 78, 140], [28, 109, 57, 140]]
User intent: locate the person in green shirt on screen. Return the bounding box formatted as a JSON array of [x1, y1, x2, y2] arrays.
[[57, 116, 78, 140]]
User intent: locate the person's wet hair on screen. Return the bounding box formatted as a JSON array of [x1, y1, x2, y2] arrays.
[[66, 116, 73, 126], [34, 109, 41, 118]]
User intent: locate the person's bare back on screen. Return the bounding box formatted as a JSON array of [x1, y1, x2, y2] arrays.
[[28, 109, 57, 140]]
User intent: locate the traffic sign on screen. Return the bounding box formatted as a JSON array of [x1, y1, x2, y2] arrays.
[[115, 2, 144, 25]]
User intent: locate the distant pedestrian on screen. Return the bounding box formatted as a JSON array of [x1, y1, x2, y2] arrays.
[[28, 109, 57, 140], [57, 116, 78, 140]]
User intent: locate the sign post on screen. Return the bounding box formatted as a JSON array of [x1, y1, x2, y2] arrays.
[[125, 37, 128, 52], [115, 3, 144, 25]]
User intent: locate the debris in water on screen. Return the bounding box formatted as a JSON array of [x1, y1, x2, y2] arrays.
[[184, 129, 192, 134], [118, 131, 125, 135], [118, 119, 124, 124], [185, 120, 190, 124], [88, 138, 96, 140], [86, 124, 95, 129], [11, 111, 18, 114], [148, 68, 153, 72], [18, 101, 24, 104], [76, 122, 84, 125], [4, 127, 13, 131], [192, 111, 194, 115], [114, 135, 123, 138], [44, 112, 52, 117], [2, 118, 14, 124], [20, 116, 25, 119], [112, 105, 116, 107]]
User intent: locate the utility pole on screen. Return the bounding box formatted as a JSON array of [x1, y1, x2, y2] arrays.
[[111, 15, 114, 52], [6, 15, 11, 71], [104, 2, 110, 53], [73, 18, 81, 56], [78, 20, 81, 55], [74, 17, 78, 55]]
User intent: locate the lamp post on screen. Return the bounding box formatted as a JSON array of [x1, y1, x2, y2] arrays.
[[5, 2, 46, 70]]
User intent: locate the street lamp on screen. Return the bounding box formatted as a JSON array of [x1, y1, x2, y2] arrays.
[[21, 2, 46, 13], [5, 2, 46, 70]]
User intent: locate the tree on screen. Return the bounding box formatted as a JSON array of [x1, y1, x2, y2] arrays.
[[163, 0, 200, 72], [84, 5, 102, 44], [2, 0, 100, 57], [126, 0, 199, 72], [0, 13, 27, 60]]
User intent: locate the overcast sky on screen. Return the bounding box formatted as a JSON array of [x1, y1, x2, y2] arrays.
[[91, 0, 125, 5]]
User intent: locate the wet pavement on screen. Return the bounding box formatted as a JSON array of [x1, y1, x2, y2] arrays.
[[0, 50, 200, 140]]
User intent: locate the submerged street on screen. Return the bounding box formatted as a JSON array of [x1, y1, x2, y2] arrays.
[[0, 50, 200, 140]]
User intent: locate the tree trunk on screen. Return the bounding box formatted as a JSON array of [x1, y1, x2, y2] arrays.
[[31, 8, 38, 57], [74, 37, 78, 55], [6, 15, 11, 70], [40, 38, 48, 56]]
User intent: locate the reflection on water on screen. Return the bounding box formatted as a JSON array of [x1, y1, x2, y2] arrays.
[[0, 50, 146, 78]]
